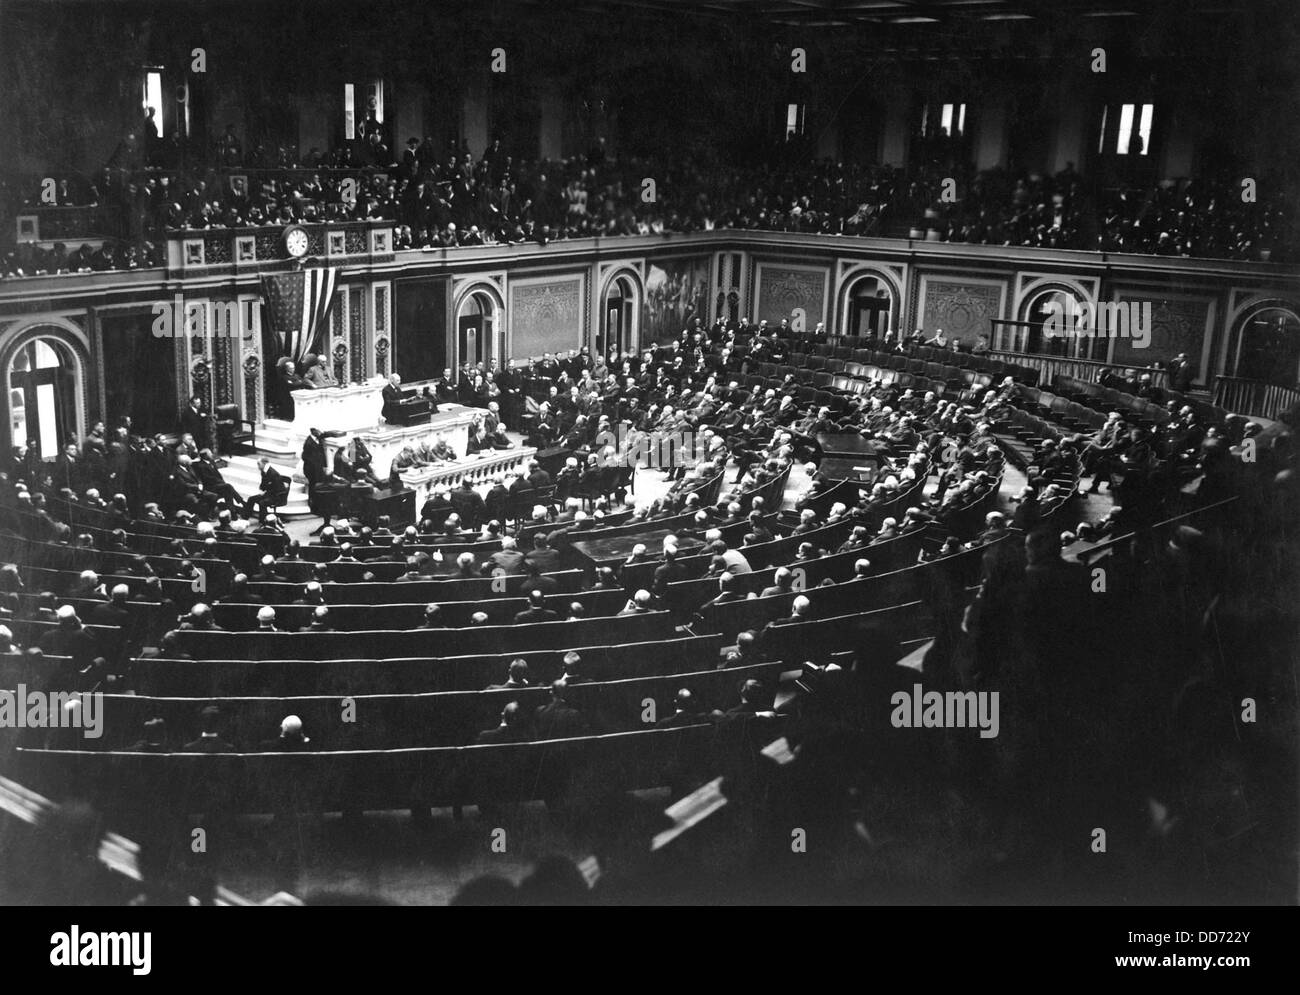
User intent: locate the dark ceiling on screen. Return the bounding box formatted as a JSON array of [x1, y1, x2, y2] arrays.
[[527, 0, 1257, 26]]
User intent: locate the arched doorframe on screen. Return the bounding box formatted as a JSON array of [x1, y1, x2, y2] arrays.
[[836, 266, 903, 337], [598, 266, 643, 357], [1015, 280, 1097, 356], [1224, 297, 1300, 381], [1, 318, 92, 457], [452, 282, 506, 372]]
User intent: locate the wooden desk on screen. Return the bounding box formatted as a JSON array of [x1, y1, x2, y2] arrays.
[[817, 433, 888, 460], [817, 458, 880, 483], [570, 528, 705, 569]]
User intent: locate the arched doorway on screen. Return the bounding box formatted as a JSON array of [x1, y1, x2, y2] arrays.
[[1016, 286, 1090, 357], [841, 273, 897, 338], [7, 336, 81, 459], [599, 274, 638, 357], [1232, 305, 1300, 386], [454, 289, 501, 372]]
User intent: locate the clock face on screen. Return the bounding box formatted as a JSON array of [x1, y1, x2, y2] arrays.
[[285, 227, 309, 257]]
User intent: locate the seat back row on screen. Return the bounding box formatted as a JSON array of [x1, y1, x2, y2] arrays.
[[168, 609, 677, 661], [15, 722, 775, 813], [31, 660, 788, 752]]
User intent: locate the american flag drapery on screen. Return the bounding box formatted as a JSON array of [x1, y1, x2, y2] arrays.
[[261, 267, 338, 367]]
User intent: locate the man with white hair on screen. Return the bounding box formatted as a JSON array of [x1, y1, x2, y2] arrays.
[[0, 625, 20, 654], [38, 604, 98, 661], [793, 508, 820, 535], [489, 535, 525, 574], [262, 714, 311, 751], [298, 605, 332, 633], [764, 595, 813, 640], [293, 581, 326, 606], [978, 512, 1010, 545], [619, 589, 656, 615], [88, 584, 132, 626], [760, 567, 796, 599], [180, 602, 222, 631], [70, 569, 106, 599], [454, 551, 480, 578], [255, 605, 280, 632], [381, 372, 406, 424]]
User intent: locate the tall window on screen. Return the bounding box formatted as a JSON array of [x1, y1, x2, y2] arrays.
[[142, 69, 164, 137], [786, 103, 805, 139], [1101, 102, 1154, 156], [344, 80, 384, 140], [920, 102, 966, 138]]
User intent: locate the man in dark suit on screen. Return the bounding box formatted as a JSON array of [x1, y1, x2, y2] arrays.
[[245, 457, 288, 519], [195, 449, 244, 508], [300, 428, 331, 495], [533, 680, 589, 739], [489, 535, 525, 574], [485, 476, 510, 522], [449, 479, 486, 529], [486, 658, 531, 690], [1167, 353, 1195, 393], [525, 459, 552, 490], [700, 572, 744, 610], [657, 689, 706, 727], [179, 395, 212, 452], [476, 701, 531, 744], [653, 548, 687, 589], [512, 589, 560, 625], [276, 360, 308, 420], [712, 679, 777, 723], [381, 373, 408, 424], [52, 443, 83, 494], [333, 437, 379, 487], [183, 705, 236, 752], [38, 606, 99, 666], [169, 454, 209, 510], [524, 533, 562, 573], [88, 584, 132, 627]]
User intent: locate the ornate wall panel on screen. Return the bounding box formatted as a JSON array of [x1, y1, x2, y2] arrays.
[[510, 274, 585, 359], [917, 275, 1008, 345], [753, 262, 829, 330]]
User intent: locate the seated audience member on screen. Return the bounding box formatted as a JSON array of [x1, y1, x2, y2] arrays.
[[182, 705, 236, 753], [657, 689, 706, 727], [560, 651, 588, 684], [711, 679, 777, 723], [513, 589, 560, 625], [488, 658, 532, 690], [260, 714, 312, 751], [533, 680, 589, 739], [619, 589, 655, 615], [722, 630, 763, 668], [477, 702, 530, 744]]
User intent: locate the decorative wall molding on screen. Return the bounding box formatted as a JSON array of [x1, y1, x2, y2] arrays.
[[753, 261, 830, 331]]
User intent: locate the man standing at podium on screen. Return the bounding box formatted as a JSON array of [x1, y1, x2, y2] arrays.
[[381, 372, 406, 424]]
